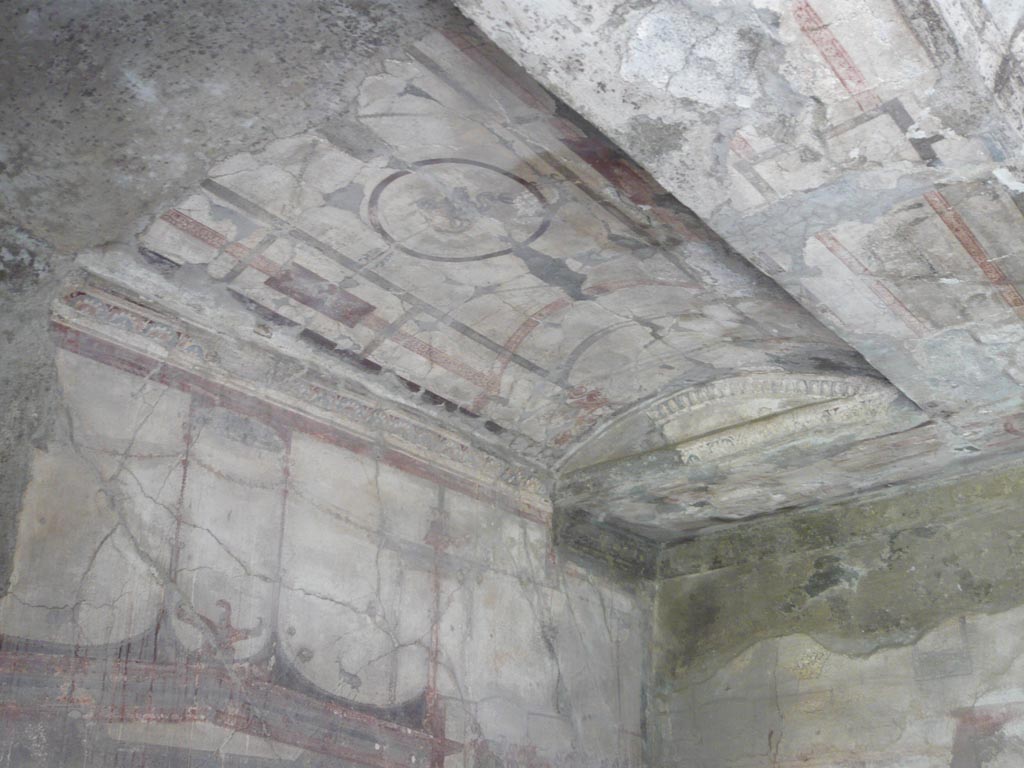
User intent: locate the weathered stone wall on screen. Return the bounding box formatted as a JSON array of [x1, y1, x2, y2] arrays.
[[0, 342, 648, 766], [652, 462, 1024, 766]]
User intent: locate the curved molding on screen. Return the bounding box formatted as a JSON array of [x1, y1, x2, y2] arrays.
[[663, 391, 897, 469], [645, 374, 894, 425], [554, 372, 930, 529], [558, 373, 910, 474]]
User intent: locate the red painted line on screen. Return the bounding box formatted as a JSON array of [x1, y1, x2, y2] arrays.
[[868, 281, 929, 336], [163, 209, 493, 390], [925, 190, 1024, 318], [160, 209, 229, 252], [265, 263, 375, 327], [473, 316, 539, 404], [547, 129, 705, 243], [815, 231, 927, 335], [561, 137, 658, 207], [439, 27, 478, 51], [161, 209, 280, 274], [730, 132, 757, 162], [472, 278, 698, 411], [388, 328, 491, 389], [52, 321, 550, 524], [424, 510, 447, 768], [815, 231, 867, 273], [361, 314, 493, 390], [471, 296, 572, 411], [0, 650, 462, 765], [793, 0, 881, 111]]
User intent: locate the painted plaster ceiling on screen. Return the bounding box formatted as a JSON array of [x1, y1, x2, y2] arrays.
[[447, 1, 1024, 531], [72, 9, 1024, 543]]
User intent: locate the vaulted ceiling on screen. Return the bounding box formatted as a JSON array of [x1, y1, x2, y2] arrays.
[[452, 0, 1024, 470], [9, 0, 1024, 550]]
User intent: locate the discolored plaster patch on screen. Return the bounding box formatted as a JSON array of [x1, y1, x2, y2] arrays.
[[0, 228, 50, 292], [654, 460, 1024, 683]]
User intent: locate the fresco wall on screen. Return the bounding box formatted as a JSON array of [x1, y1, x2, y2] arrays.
[[0, 316, 648, 767]]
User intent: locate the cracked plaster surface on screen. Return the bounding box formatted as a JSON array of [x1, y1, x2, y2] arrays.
[[116, 19, 930, 534], [7, 2, 1024, 766], [653, 458, 1024, 766], [454, 0, 1024, 503], [0, 346, 648, 766]]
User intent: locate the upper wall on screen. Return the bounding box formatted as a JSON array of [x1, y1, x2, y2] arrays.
[[0, 280, 649, 766]]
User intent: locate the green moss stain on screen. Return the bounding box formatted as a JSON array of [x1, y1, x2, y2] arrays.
[[653, 461, 1024, 687]]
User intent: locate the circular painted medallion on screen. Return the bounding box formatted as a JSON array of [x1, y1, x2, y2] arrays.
[[368, 158, 550, 262]]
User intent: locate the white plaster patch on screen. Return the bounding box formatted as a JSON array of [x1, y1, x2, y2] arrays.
[[982, 0, 1024, 40], [620, 4, 758, 109], [976, 686, 1024, 707], [994, 167, 1024, 194]]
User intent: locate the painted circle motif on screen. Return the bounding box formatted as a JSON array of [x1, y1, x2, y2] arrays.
[[368, 158, 550, 262]]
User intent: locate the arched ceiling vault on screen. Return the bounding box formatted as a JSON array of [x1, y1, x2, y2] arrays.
[[64, 7, 1024, 544], [447, 0, 1024, 537]]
